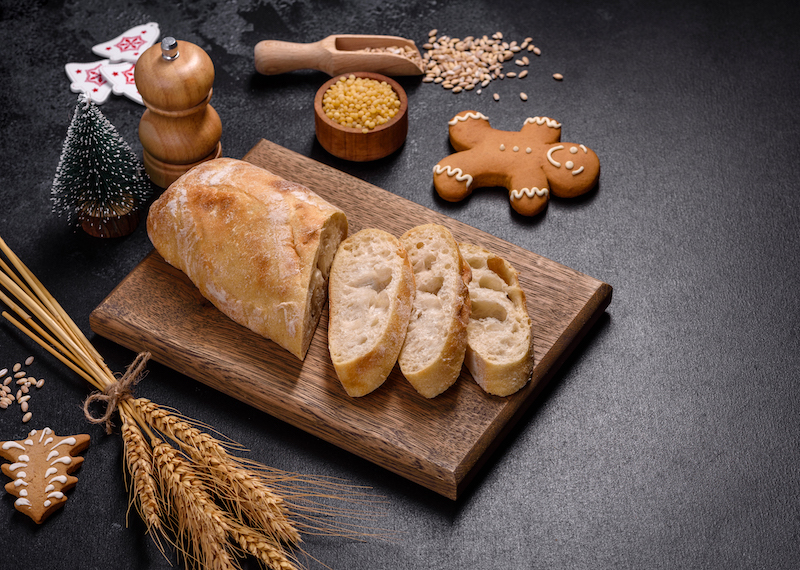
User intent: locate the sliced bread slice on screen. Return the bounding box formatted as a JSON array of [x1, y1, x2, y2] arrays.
[[398, 224, 472, 398], [328, 228, 415, 397], [458, 243, 534, 397]]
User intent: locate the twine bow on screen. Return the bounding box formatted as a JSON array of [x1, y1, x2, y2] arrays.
[[83, 352, 150, 433]]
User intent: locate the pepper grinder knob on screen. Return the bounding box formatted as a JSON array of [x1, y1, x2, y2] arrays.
[[134, 37, 222, 188], [161, 37, 179, 60]]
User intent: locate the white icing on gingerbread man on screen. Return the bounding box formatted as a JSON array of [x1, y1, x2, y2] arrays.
[[433, 110, 600, 216]]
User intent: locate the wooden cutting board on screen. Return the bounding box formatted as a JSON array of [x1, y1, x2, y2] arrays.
[[89, 139, 612, 500]]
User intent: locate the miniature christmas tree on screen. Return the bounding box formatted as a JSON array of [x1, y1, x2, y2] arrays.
[[51, 95, 152, 237]]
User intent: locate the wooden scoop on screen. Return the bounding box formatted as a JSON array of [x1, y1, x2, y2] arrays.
[[254, 34, 424, 77]]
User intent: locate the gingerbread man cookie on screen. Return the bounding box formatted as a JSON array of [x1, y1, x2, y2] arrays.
[[433, 111, 600, 216]]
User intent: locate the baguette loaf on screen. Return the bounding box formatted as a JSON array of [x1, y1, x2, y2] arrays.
[[458, 243, 534, 396], [327, 229, 414, 397], [147, 158, 348, 360], [398, 224, 471, 398]]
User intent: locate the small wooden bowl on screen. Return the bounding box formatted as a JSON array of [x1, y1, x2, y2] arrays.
[[314, 72, 408, 162]]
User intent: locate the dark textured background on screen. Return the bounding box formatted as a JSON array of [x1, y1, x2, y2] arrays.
[[1, 1, 798, 569]]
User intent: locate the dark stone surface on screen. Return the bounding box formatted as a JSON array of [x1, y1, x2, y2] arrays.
[[0, 1, 798, 568]]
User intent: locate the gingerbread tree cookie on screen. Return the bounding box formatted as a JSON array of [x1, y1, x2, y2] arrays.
[[433, 111, 600, 216], [1, 427, 90, 524]]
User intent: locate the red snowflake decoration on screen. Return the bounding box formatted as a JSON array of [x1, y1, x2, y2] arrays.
[[114, 35, 146, 53], [122, 64, 136, 85], [83, 64, 106, 87]]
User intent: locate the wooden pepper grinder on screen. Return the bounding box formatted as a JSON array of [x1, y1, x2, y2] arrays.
[[134, 37, 222, 188]]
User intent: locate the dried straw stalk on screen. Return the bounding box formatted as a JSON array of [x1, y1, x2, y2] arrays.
[[0, 236, 386, 570]]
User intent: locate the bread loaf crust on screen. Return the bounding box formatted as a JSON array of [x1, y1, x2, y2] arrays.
[[398, 224, 471, 398], [147, 158, 348, 360], [327, 229, 414, 397], [458, 243, 534, 396]]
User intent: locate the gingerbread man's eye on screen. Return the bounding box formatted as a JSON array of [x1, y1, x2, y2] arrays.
[[570, 146, 578, 154], [565, 161, 574, 169]]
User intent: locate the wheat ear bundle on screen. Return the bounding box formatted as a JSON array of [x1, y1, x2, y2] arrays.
[[0, 236, 387, 570]]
